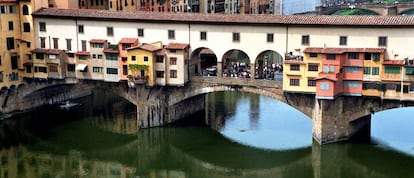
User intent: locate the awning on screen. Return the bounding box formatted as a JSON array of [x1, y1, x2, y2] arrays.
[[76, 64, 87, 71]]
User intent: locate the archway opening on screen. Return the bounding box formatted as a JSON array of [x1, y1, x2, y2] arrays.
[[190, 47, 218, 77], [401, 9, 414, 15], [254, 50, 283, 80], [222, 49, 250, 78]]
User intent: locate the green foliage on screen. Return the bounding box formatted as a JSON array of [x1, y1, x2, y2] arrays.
[[128, 64, 148, 71], [332, 9, 379, 15]]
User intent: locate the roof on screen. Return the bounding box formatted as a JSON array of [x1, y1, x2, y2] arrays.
[[119, 38, 138, 44], [382, 60, 404, 65], [156, 49, 166, 56], [304, 47, 386, 54], [316, 75, 338, 81], [32, 8, 414, 27], [75, 51, 90, 55], [103, 48, 119, 53], [32, 48, 65, 54], [128, 43, 161, 52], [0, 0, 17, 2], [90, 39, 107, 43], [165, 43, 189, 50]]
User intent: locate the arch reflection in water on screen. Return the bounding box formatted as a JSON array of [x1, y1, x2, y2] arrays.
[[205, 91, 312, 150]]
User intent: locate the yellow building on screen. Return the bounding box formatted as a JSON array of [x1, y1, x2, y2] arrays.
[[362, 49, 386, 97], [127, 43, 162, 87], [283, 52, 319, 93], [0, 0, 47, 88]]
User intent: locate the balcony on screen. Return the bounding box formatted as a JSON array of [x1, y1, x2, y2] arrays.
[[128, 75, 147, 85]]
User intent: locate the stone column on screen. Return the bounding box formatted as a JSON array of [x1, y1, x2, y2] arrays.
[[312, 97, 372, 144], [217, 61, 223, 77], [250, 63, 255, 79], [137, 101, 167, 128]]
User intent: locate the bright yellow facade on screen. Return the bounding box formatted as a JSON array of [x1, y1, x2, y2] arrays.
[[0, 0, 47, 88], [283, 53, 321, 93], [127, 45, 158, 86], [362, 52, 385, 97]]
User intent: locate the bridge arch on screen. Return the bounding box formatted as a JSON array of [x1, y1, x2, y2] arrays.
[[400, 9, 414, 15], [330, 8, 380, 15], [254, 50, 284, 80], [190, 47, 218, 77], [222, 49, 251, 78]]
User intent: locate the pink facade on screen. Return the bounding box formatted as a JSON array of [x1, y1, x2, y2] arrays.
[[118, 38, 139, 80]]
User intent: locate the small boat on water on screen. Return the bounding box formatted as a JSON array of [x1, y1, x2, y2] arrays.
[[60, 101, 80, 109]]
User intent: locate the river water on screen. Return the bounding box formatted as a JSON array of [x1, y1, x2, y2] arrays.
[[0, 90, 413, 178]]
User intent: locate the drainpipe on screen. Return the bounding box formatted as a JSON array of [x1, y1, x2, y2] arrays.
[[285, 25, 289, 56]]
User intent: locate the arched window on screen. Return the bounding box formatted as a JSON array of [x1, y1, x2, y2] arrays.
[[22, 5, 29, 15]]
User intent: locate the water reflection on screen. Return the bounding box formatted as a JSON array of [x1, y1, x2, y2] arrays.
[[206, 91, 313, 150], [0, 90, 413, 177]]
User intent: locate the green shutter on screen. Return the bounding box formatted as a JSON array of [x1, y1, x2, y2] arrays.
[[406, 67, 414, 75], [403, 85, 409, 93], [385, 66, 400, 74]]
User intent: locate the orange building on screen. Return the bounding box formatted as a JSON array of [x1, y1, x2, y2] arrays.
[[118, 38, 139, 80]]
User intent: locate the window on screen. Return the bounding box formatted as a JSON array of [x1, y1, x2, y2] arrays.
[[406, 67, 414, 75], [92, 54, 97, 59], [35, 66, 47, 73], [78, 25, 84, 33], [373, 53, 380, 61], [106, 68, 118, 74], [8, 21, 13, 30], [81, 40, 87, 51], [308, 79, 316, 87], [131, 56, 136, 61], [23, 22, 30, 32], [156, 56, 163, 63], [92, 43, 103, 48], [78, 55, 87, 60], [363, 67, 371, 74], [66, 39, 72, 51], [290, 64, 300, 71], [97, 54, 103, 59], [53, 38, 59, 49], [27, 42, 31, 48], [22, 5, 29, 15], [107, 27, 113, 36], [289, 79, 300, 86], [309, 53, 317, 58], [323, 65, 329, 73], [9, 5, 16, 13], [122, 44, 131, 50], [372, 67, 379, 75], [345, 81, 359, 88], [49, 65, 58, 72], [384, 66, 400, 74], [67, 64, 75, 71], [348, 52, 359, 59], [168, 30, 175, 39], [6, 37, 14, 50], [301, 35, 309, 45], [156, 71, 164, 78], [308, 65, 318, 71], [232, 32, 240, 42], [386, 83, 395, 90], [122, 57, 127, 61], [106, 54, 118, 60], [364, 53, 372, 60], [138, 28, 144, 37], [36, 53, 44, 59], [330, 66, 335, 73], [267, 33, 273, 42], [11, 55, 18, 69], [339, 36, 347, 46], [40, 37, 46, 48], [362, 83, 378, 90], [326, 54, 336, 60], [123, 65, 128, 75], [200, 31, 207, 40], [39, 22, 46, 32], [170, 70, 177, 78], [320, 82, 330, 90], [170, 57, 177, 65], [346, 67, 359, 73], [378, 36, 387, 46], [144, 56, 148, 62]]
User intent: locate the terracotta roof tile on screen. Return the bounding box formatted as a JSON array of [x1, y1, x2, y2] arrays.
[[165, 43, 189, 50], [119, 38, 139, 44], [0, 0, 17, 2], [90, 39, 107, 43], [32, 8, 414, 26], [383, 60, 404, 65], [75, 51, 90, 55], [304, 47, 386, 54], [129, 43, 161, 52], [156, 49, 166, 56], [103, 48, 119, 53]]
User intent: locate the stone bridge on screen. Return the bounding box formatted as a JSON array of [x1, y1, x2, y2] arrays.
[[316, 2, 414, 15], [1, 77, 412, 144]]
